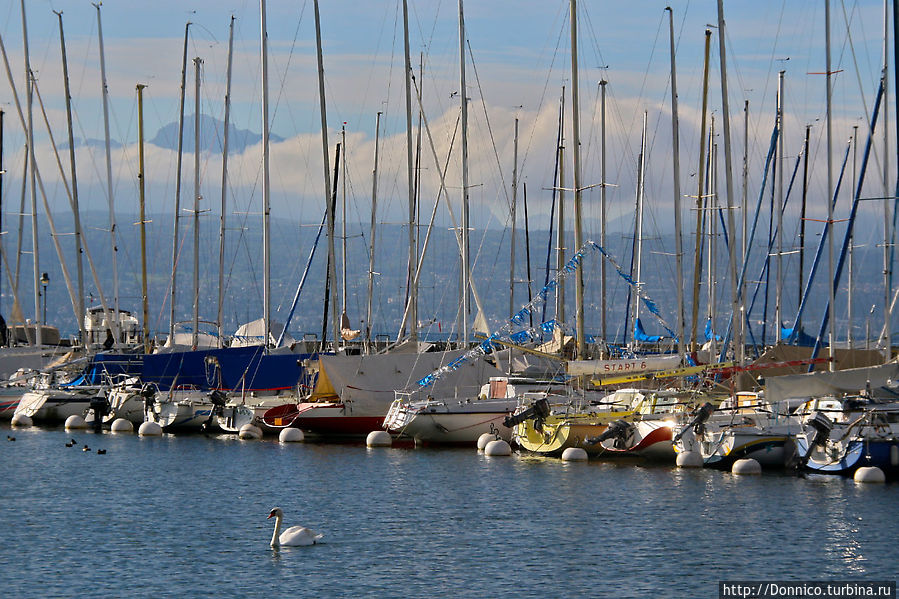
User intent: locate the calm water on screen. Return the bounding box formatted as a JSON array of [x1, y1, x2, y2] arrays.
[[1, 423, 896, 598]]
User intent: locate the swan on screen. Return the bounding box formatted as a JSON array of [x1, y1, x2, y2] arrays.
[[267, 507, 323, 547]]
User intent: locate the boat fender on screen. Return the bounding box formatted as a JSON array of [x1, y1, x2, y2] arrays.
[[854, 466, 886, 483]]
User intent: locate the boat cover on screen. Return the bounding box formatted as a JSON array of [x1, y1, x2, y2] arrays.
[[308, 351, 503, 413], [765, 361, 899, 404]]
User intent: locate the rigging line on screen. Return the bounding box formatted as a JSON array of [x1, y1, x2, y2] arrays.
[[840, 0, 870, 134], [518, 1, 567, 177], [270, 0, 307, 132], [465, 38, 510, 211]]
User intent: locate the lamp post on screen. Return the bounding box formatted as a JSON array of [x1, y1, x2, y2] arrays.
[[40, 272, 49, 323]]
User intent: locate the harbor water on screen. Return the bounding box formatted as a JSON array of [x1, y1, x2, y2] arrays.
[[1, 423, 896, 598]]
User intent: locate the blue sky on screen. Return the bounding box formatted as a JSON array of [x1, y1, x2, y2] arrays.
[[0, 1, 892, 234]]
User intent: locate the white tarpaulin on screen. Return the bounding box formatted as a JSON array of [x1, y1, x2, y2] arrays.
[[765, 361, 899, 404], [310, 350, 503, 416]]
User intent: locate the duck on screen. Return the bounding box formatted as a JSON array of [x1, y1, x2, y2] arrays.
[[7, 435, 14, 441], [82, 445, 90, 452], [96, 449, 106, 455], [267, 507, 323, 547]]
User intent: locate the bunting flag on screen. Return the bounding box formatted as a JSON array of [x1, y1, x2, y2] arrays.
[[415, 240, 674, 388]]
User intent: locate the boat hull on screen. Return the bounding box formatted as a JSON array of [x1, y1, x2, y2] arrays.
[[14, 389, 102, 424], [514, 411, 633, 457], [264, 402, 384, 438], [797, 437, 899, 478], [598, 420, 675, 461]]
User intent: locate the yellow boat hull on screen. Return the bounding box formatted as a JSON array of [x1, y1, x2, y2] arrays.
[[514, 410, 634, 456]]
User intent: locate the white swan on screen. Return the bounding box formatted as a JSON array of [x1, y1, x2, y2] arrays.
[[267, 507, 324, 547]]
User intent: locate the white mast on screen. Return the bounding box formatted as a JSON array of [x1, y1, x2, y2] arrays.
[[366, 112, 382, 350], [882, 0, 891, 362], [666, 6, 685, 357], [341, 124, 347, 319], [600, 79, 608, 349], [775, 70, 785, 344], [261, 0, 272, 348], [632, 111, 647, 345], [55, 11, 86, 345], [459, 0, 471, 347], [137, 83, 149, 354], [20, 0, 40, 346], [169, 23, 190, 343], [556, 88, 566, 325], [510, 117, 518, 320], [716, 0, 742, 363], [707, 117, 717, 358], [825, 0, 836, 369], [94, 2, 120, 345], [219, 16, 234, 347], [192, 57, 202, 350], [402, 0, 417, 344], [312, 0, 338, 348], [570, 0, 585, 359]]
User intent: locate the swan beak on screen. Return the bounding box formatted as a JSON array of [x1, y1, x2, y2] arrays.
[[267, 512, 275, 519]]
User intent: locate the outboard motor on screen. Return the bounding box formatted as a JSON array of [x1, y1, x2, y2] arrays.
[[201, 390, 229, 433], [503, 398, 550, 431], [89, 395, 110, 433], [673, 402, 715, 443], [798, 411, 834, 468], [586, 419, 634, 449], [140, 384, 157, 419]]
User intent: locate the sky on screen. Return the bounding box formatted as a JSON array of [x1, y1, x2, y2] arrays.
[[0, 0, 895, 336]]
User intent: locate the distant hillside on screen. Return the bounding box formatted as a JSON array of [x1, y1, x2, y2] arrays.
[[150, 114, 284, 153]]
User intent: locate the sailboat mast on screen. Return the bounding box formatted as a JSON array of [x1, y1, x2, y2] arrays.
[[0, 109, 3, 322], [556, 88, 566, 325], [366, 111, 382, 348], [55, 11, 86, 346], [600, 79, 608, 350], [94, 2, 120, 345], [169, 22, 190, 343], [262, 0, 274, 348], [667, 7, 685, 357], [137, 84, 149, 354], [707, 119, 717, 358], [569, 0, 585, 360], [849, 126, 858, 347], [633, 111, 647, 342], [716, 0, 742, 363], [825, 0, 836, 369], [775, 70, 785, 343], [192, 57, 202, 350], [459, 0, 471, 347], [524, 182, 534, 329], [219, 16, 234, 347], [341, 124, 347, 317], [742, 99, 749, 352], [510, 117, 518, 320], [882, 0, 892, 362], [691, 29, 712, 350], [799, 124, 810, 331], [402, 0, 417, 343], [21, 0, 40, 346], [311, 0, 337, 348]]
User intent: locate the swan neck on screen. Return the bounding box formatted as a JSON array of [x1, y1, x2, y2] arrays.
[[270, 514, 282, 547]]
